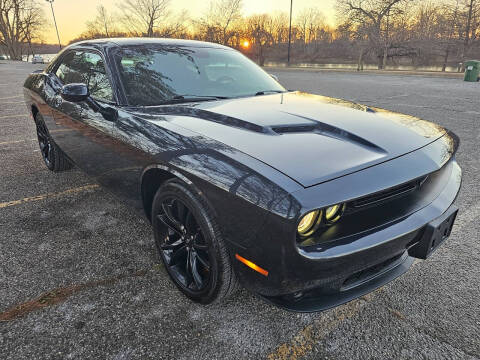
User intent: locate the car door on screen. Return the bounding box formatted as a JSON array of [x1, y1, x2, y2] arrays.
[[47, 49, 151, 211], [48, 49, 124, 176]]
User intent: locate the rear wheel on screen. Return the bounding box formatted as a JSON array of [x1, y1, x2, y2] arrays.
[[152, 179, 238, 304], [34, 113, 73, 172]]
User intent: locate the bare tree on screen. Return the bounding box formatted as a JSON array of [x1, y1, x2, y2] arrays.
[[337, 0, 413, 69], [441, 1, 461, 71], [296, 7, 325, 51], [246, 14, 274, 66], [270, 12, 289, 44], [118, 0, 170, 37], [460, 0, 478, 68], [23, 1, 44, 60], [414, 1, 461, 72], [85, 5, 116, 37], [154, 9, 189, 38], [197, 0, 242, 45], [36, 0, 480, 71], [0, 0, 44, 60]]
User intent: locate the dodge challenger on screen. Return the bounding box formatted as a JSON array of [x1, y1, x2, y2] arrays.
[[23, 38, 461, 312]]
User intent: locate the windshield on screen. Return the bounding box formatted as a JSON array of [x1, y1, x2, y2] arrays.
[[114, 45, 286, 106]]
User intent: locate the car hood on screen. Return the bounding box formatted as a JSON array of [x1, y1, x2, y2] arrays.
[[140, 91, 447, 187]]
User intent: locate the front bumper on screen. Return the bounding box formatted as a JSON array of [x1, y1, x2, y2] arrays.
[[262, 203, 458, 312], [263, 251, 414, 312], [232, 159, 462, 312]]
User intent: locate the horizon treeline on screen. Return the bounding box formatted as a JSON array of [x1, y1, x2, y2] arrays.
[[1, 0, 479, 70]]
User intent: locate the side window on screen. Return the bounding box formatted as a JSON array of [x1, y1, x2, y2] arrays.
[[82, 52, 114, 102], [54, 51, 114, 103]]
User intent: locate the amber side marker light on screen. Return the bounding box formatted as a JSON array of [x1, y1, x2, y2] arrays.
[[235, 254, 269, 276]]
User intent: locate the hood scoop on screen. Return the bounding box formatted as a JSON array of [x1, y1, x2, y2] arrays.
[[270, 124, 317, 134], [270, 112, 385, 153], [140, 106, 267, 133]]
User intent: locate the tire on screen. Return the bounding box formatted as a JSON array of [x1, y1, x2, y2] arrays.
[[34, 112, 73, 172], [152, 178, 238, 304]]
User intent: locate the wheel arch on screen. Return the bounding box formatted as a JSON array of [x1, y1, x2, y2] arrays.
[[141, 164, 198, 223]]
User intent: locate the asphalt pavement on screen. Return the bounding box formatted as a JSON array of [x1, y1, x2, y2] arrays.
[[1, 61, 479, 360]]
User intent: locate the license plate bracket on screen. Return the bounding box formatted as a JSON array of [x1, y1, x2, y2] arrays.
[[409, 206, 458, 260]]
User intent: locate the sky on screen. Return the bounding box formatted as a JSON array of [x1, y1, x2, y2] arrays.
[[41, 0, 337, 45]]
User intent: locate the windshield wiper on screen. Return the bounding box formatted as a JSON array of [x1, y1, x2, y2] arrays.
[[153, 95, 230, 105], [254, 90, 285, 96], [173, 94, 230, 100]]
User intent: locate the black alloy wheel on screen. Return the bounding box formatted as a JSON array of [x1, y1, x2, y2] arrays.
[[157, 197, 211, 292], [152, 179, 238, 304], [34, 113, 73, 172], [35, 117, 54, 169]]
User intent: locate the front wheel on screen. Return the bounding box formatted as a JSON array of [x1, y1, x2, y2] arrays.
[[152, 179, 238, 304]]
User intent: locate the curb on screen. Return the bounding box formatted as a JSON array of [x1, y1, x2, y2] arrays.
[[264, 66, 465, 79]]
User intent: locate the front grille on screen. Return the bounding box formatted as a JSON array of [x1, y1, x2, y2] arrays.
[[350, 176, 428, 209]]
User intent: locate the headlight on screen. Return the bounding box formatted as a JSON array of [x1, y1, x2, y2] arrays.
[[297, 203, 345, 237], [325, 203, 345, 223], [297, 210, 321, 236]]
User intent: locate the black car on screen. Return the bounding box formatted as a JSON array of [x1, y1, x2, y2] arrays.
[[23, 38, 461, 312]]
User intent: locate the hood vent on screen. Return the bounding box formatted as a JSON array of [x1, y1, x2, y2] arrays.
[[271, 125, 317, 134]]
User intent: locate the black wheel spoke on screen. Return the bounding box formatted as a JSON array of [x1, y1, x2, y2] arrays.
[[184, 210, 195, 233], [155, 196, 211, 293], [164, 203, 184, 230], [169, 244, 187, 266], [157, 214, 182, 236], [175, 199, 187, 224], [192, 233, 208, 250], [191, 252, 203, 289], [195, 251, 210, 271], [160, 236, 185, 250], [185, 250, 194, 287]]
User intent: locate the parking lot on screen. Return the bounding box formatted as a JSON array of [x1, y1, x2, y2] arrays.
[[0, 61, 479, 360]]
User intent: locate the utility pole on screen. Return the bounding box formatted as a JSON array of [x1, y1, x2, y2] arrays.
[[46, 0, 62, 50], [461, 0, 475, 71], [287, 0, 293, 65]]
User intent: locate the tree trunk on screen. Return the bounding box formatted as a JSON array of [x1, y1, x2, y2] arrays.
[[258, 45, 264, 66], [377, 52, 383, 70], [357, 48, 364, 71], [442, 48, 450, 72], [147, 18, 154, 37], [461, 0, 475, 72], [382, 45, 388, 69]]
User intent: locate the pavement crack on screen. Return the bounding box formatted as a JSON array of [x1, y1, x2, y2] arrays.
[[0, 269, 148, 322], [267, 292, 378, 360], [0, 184, 100, 208]]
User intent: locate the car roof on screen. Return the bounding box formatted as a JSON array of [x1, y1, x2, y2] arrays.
[[69, 37, 232, 50]]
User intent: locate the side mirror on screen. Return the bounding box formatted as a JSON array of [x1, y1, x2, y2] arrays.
[[269, 73, 279, 82], [60, 83, 89, 102]]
